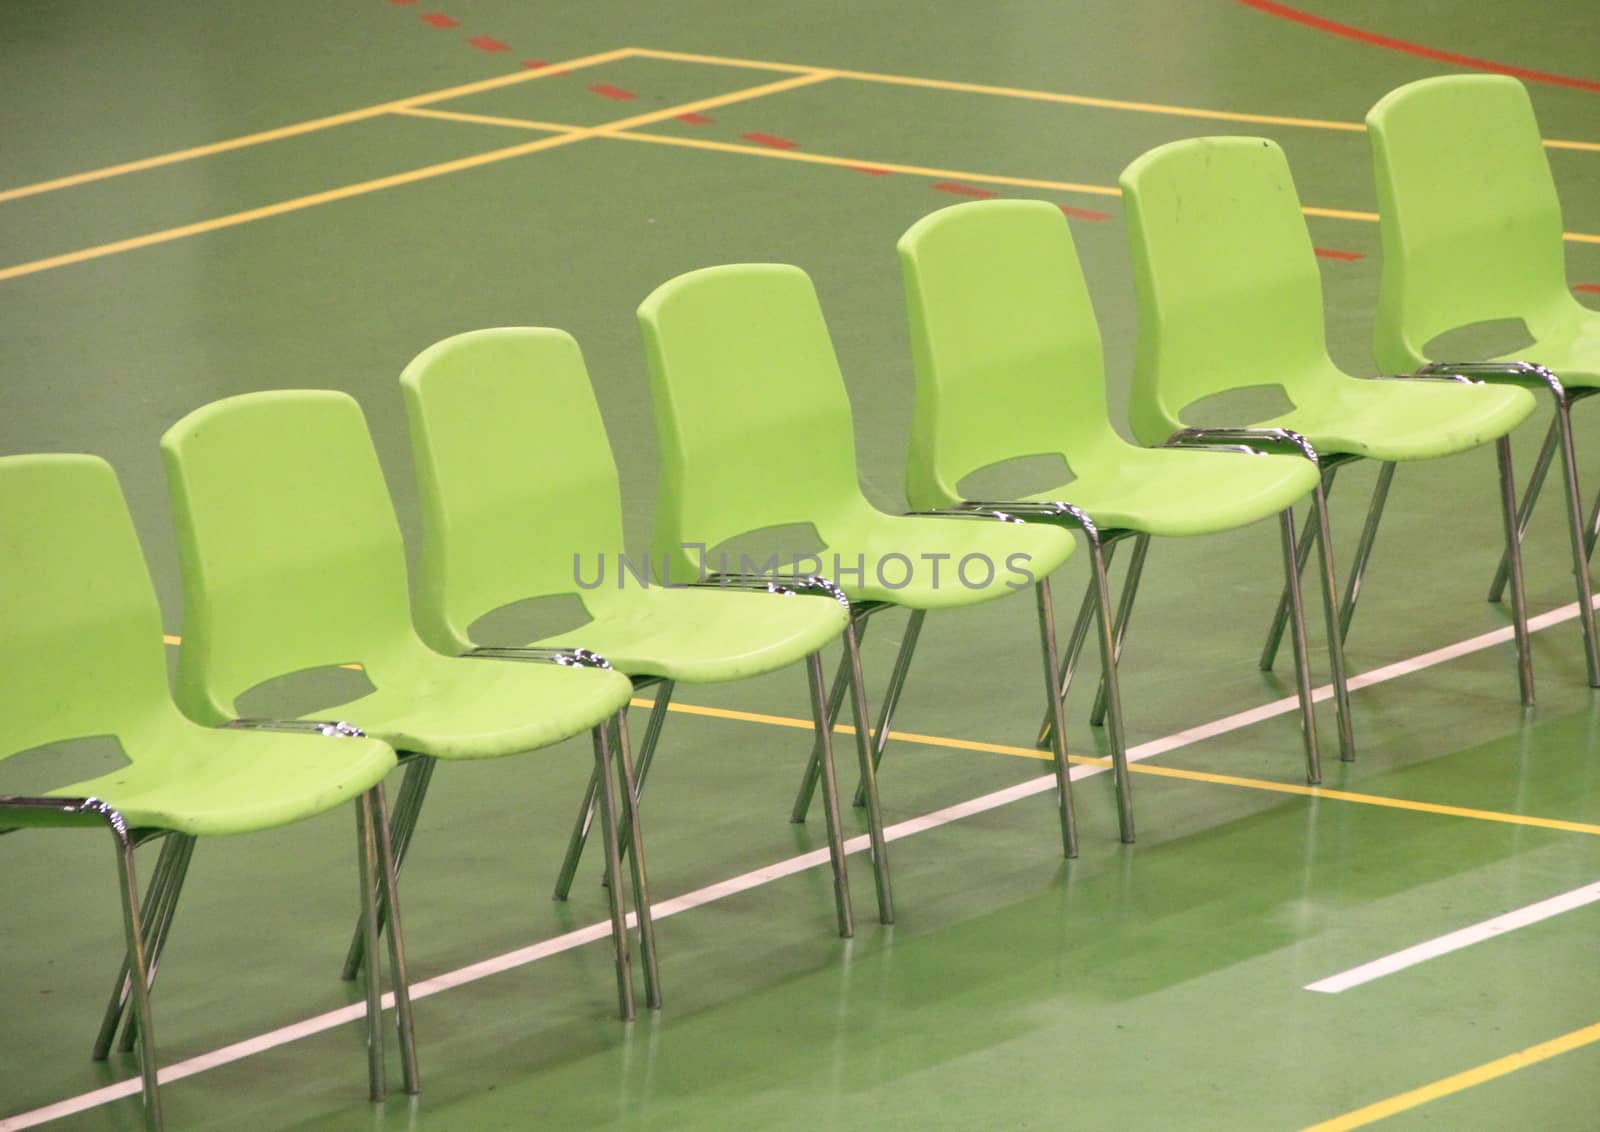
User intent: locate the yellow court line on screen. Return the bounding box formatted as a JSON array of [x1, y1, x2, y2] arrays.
[[0, 70, 833, 285], [1301, 1020, 1600, 1131], [0, 47, 636, 206], [626, 45, 1600, 154], [631, 697, 1600, 838], [394, 106, 575, 133]]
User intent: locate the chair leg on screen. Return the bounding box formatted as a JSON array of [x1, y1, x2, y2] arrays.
[[842, 618, 894, 923], [1551, 398, 1600, 686], [1278, 508, 1323, 785], [554, 681, 674, 899], [114, 834, 195, 1054], [1035, 541, 1119, 749], [804, 651, 855, 938], [1259, 466, 1339, 670], [1488, 413, 1559, 602], [369, 785, 420, 1095], [1334, 461, 1397, 646], [1035, 578, 1079, 859], [343, 756, 435, 981], [1496, 436, 1537, 705], [1083, 536, 1134, 843], [1090, 534, 1151, 728], [610, 711, 662, 1008], [110, 829, 163, 1131], [355, 791, 388, 1101], [1310, 479, 1356, 763], [590, 723, 637, 1021], [94, 833, 193, 1060], [791, 611, 873, 822], [848, 609, 926, 809]]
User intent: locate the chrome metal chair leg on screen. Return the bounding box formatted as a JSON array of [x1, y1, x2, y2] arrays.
[[805, 651, 854, 938], [1090, 534, 1151, 728], [343, 755, 434, 980], [610, 711, 661, 1008], [370, 784, 420, 1094], [1488, 413, 1559, 602], [94, 833, 187, 1059], [110, 828, 162, 1131], [848, 609, 926, 809], [1259, 466, 1339, 670], [1083, 536, 1134, 842], [114, 834, 195, 1054], [1035, 541, 1118, 749], [1035, 578, 1079, 859], [791, 610, 873, 822], [1497, 436, 1537, 705], [590, 723, 636, 1021], [1335, 462, 1397, 645], [555, 680, 674, 899], [355, 791, 388, 1101], [1552, 398, 1600, 686], [842, 619, 894, 923], [1278, 508, 1323, 785], [1310, 480, 1356, 763]]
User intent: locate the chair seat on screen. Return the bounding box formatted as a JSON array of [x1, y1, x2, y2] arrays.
[[1026, 444, 1320, 538], [327, 649, 635, 760], [540, 586, 849, 684], [1260, 374, 1536, 462], [1497, 315, 1600, 388], [815, 512, 1076, 610], [52, 724, 397, 837]]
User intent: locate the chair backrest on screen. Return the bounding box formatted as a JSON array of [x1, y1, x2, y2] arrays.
[[898, 199, 1123, 509], [162, 390, 420, 724], [401, 328, 628, 653], [637, 264, 876, 581], [0, 454, 184, 758], [1366, 74, 1578, 371], [1120, 136, 1341, 447]]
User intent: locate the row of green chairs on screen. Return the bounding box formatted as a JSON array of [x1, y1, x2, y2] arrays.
[[5, 72, 1593, 1131]]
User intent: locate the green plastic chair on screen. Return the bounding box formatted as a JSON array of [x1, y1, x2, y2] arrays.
[[1120, 136, 1540, 703], [1368, 74, 1600, 686], [638, 263, 1087, 856], [160, 390, 656, 1020], [399, 326, 883, 933], [0, 454, 417, 1131], [897, 197, 1351, 794]]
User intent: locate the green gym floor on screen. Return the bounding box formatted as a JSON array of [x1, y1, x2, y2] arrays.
[[3, 2, 1599, 1128]]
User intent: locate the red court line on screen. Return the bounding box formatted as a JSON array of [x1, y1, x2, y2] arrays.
[[1060, 204, 1111, 222], [1237, 0, 1600, 94], [589, 83, 637, 100], [742, 131, 800, 149], [1313, 246, 1364, 261], [1576, 283, 1600, 294], [677, 112, 715, 125], [933, 182, 998, 199], [420, 12, 458, 29], [468, 36, 509, 53], [521, 59, 549, 69], [850, 165, 893, 176]]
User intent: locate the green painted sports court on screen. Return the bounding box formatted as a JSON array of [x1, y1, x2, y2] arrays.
[[2, 2, 1597, 1128]]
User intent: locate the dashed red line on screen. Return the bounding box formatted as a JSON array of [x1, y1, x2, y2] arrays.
[[589, 83, 637, 101], [1313, 246, 1364, 261], [468, 36, 509, 53], [1577, 283, 1600, 294], [420, 12, 458, 28], [742, 132, 800, 149], [1236, 0, 1600, 94], [932, 182, 999, 199], [849, 165, 893, 176], [1059, 204, 1111, 222], [521, 59, 548, 69], [676, 112, 715, 125]]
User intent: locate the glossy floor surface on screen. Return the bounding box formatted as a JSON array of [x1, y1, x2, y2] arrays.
[[3, 2, 1598, 1128]]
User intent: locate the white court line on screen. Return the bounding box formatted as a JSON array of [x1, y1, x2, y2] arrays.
[[4, 594, 1596, 1130], [1306, 880, 1600, 994]]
